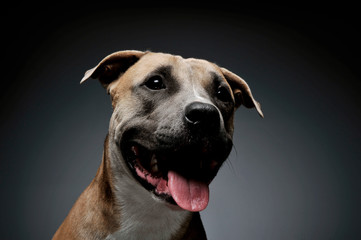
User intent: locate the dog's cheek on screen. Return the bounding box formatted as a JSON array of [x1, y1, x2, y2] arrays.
[[223, 111, 236, 134], [110, 89, 129, 110], [109, 99, 138, 136]]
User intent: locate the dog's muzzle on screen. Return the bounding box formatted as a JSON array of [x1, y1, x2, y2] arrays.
[[120, 102, 232, 212]]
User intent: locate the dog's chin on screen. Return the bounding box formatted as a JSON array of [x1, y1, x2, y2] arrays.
[[120, 140, 230, 212]]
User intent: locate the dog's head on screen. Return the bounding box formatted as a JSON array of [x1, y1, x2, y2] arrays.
[[81, 51, 263, 212]]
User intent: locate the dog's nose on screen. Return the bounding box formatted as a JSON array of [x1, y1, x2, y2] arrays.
[[184, 102, 220, 131]]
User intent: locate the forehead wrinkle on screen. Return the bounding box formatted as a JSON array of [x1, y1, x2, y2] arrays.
[[144, 65, 173, 79]]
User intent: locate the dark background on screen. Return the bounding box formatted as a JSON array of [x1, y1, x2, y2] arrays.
[[1, 4, 360, 240]]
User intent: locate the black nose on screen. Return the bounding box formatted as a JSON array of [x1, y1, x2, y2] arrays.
[[184, 102, 220, 131]]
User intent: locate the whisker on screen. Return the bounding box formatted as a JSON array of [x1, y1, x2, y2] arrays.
[[224, 143, 238, 175]]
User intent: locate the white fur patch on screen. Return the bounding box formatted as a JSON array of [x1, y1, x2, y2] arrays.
[[192, 83, 210, 104]]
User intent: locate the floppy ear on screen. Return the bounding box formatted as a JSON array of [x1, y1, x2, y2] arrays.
[[221, 67, 264, 118], [80, 50, 147, 89]]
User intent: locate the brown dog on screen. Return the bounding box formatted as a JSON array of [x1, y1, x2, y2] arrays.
[[52, 50, 263, 240]]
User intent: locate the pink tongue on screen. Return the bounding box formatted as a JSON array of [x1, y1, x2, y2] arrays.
[[168, 171, 209, 212]]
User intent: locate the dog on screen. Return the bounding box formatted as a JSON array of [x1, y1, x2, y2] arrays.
[[52, 50, 263, 240]]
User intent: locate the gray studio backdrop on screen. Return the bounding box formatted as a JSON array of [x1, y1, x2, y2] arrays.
[[1, 7, 360, 240]]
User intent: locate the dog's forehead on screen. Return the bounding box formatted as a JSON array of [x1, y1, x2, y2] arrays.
[[136, 52, 223, 84]]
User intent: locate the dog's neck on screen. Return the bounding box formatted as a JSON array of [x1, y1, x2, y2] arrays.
[[104, 135, 193, 240]]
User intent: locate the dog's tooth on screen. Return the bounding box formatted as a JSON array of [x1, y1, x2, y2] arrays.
[[131, 145, 139, 156], [151, 164, 159, 173], [150, 155, 158, 166]]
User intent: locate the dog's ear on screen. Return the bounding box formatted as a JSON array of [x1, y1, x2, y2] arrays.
[[80, 50, 147, 89], [221, 67, 264, 118]]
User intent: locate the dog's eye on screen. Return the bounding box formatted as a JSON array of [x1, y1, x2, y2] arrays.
[[216, 86, 232, 102], [144, 76, 166, 90]]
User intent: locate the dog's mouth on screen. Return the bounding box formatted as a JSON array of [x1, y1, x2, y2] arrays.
[[121, 141, 228, 212]]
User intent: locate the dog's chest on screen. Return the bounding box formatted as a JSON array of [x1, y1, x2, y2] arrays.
[[106, 204, 189, 240], [107, 176, 191, 240]]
